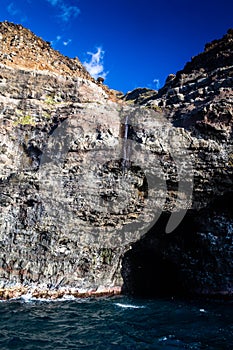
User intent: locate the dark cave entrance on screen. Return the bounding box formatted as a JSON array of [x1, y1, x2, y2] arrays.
[[120, 210, 209, 298], [121, 248, 184, 298], [121, 214, 187, 298], [121, 194, 233, 298]]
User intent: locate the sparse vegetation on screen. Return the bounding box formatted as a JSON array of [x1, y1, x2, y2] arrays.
[[42, 112, 52, 119], [149, 104, 162, 112], [13, 113, 35, 126], [228, 153, 233, 167], [99, 248, 113, 265], [45, 94, 56, 105]]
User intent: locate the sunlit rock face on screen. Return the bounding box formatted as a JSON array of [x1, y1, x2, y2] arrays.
[[0, 22, 232, 298]]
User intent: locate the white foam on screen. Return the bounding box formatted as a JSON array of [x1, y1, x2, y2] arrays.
[[61, 294, 76, 301], [20, 293, 33, 302], [19, 293, 79, 303], [114, 303, 145, 309], [0, 293, 77, 303], [20, 294, 53, 303], [159, 336, 168, 342]]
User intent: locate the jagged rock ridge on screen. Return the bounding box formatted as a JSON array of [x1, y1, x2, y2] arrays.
[[125, 29, 233, 135], [0, 21, 92, 80]]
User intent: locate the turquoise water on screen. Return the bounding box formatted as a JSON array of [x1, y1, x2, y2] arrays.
[[0, 296, 232, 349]]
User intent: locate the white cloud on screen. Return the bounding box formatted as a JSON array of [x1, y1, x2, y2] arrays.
[[51, 35, 62, 47], [46, 0, 80, 22], [153, 78, 160, 90], [63, 39, 72, 46], [83, 47, 108, 80], [50, 35, 72, 47]]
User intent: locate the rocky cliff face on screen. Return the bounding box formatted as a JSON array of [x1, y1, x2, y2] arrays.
[[127, 29, 233, 137], [0, 21, 91, 80], [0, 22, 232, 299], [122, 29, 233, 297]]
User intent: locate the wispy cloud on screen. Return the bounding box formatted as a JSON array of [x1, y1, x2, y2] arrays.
[[63, 39, 72, 46], [51, 35, 72, 48], [47, 0, 59, 5], [46, 0, 80, 22], [83, 47, 108, 80], [51, 35, 62, 47], [7, 2, 27, 22], [7, 2, 18, 16], [153, 78, 160, 90], [59, 3, 80, 21]]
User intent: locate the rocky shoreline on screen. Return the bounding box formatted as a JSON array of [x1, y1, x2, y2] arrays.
[[1, 285, 232, 301], [0, 286, 122, 300]]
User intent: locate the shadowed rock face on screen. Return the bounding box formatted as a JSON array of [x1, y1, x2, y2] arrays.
[[121, 29, 233, 297], [122, 194, 233, 298], [0, 22, 232, 299], [123, 88, 158, 105]]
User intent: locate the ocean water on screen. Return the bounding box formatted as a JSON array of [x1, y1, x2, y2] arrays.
[[0, 296, 232, 349]]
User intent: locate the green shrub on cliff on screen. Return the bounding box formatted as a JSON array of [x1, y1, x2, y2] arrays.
[[45, 94, 56, 105], [13, 113, 35, 126]]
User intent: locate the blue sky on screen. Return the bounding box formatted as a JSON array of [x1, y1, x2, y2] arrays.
[[1, 0, 233, 93]]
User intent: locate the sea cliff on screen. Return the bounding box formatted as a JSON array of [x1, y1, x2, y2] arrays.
[[0, 22, 232, 299]]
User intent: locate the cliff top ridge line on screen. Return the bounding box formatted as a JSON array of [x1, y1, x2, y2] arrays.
[[0, 21, 93, 81]]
